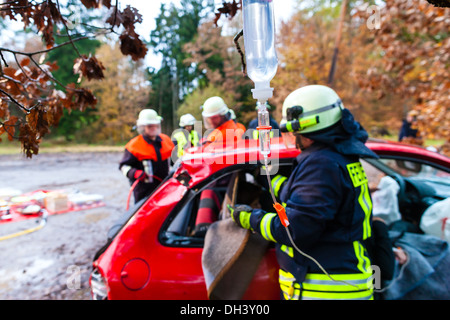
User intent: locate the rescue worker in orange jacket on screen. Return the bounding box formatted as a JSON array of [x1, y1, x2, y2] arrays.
[[119, 109, 174, 203], [201, 96, 244, 145]]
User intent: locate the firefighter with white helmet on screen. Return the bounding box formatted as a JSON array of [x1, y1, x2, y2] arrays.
[[119, 109, 174, 203], [229, 85, 382, 300], [172, 113, 200, 159], [201, 96, 243, 144]]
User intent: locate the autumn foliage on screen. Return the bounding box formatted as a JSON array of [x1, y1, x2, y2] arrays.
[[0, 0, 147, 157], [1, 0, 449, 158], [355, 0, 449, 152]]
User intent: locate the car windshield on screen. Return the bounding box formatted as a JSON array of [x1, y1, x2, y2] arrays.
[[378, 158, 450, 179]]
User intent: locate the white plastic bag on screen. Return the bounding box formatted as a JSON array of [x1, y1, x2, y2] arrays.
[[420, 197, 450, 242], [372, 176, 401, 225]]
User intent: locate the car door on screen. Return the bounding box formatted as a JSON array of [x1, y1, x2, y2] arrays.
[[160, 165, 281, 299]]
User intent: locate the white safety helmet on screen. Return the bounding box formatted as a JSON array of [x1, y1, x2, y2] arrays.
[[136, 109, 162, 126], [201, 96, 229, 117], [179, 113, 196, 127]]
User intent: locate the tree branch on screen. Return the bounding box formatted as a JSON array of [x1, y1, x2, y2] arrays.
[[0, 36, 92, 57], [55, 0, 83, 58], [0, 88, 40, 114], [234, 29, 246, 76]]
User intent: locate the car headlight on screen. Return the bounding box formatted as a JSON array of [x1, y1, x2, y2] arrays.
[[90, 268, 108, 300]]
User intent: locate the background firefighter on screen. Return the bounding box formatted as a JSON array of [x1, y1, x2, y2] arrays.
[[119, 109, 174, 204], [172, 113, 200, 161], [201, 96, 243, 145]]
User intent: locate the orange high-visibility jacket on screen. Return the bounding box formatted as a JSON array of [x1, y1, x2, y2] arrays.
[[205, 120, 243, 144]]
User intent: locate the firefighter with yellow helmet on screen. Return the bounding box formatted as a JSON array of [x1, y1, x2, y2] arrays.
[[229, 85, 380, 300]]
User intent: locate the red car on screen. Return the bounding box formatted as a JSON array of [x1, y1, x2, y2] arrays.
[[90, 137, 450, 300]]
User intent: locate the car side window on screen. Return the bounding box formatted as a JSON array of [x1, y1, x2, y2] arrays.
[[160, 162, 294, 247], [377, 158, 450, 179], [160, 171, 238, 247]]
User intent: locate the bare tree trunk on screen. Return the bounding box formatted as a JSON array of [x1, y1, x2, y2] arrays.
[[328, 0, 348, 86], [171, 68, 179, 132]]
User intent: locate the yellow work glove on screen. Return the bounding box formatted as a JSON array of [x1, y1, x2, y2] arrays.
[[228, 204, 253, 230]]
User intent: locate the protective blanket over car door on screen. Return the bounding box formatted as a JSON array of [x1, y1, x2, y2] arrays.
[[202, 172, 270, 300]]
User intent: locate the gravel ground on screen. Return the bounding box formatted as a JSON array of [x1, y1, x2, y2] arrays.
[[0, 152, 129, 300]]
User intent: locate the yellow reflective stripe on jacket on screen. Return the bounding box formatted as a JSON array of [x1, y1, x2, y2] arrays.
[[189, 130, 199, 147], [281, 283, 301, 300], [271, 175, 287, 198], [301, 289, 373, 300], [347, 161, 372, 240], [260, 213, 277, 242], [353, 241, 372, 274], [279, 269, 373, 300], [303, 272, 373, 292], [173, 131, 188, 157], [174, 130, 199, 157], [279, 269, 300, 300], [252, 129, 274, 140], [361, 182, 373, 239], [280, 244, 294, 258]]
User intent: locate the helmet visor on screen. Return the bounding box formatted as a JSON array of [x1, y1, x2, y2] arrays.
[[138, 124, 161, 137], [203, 114, 223, 130]]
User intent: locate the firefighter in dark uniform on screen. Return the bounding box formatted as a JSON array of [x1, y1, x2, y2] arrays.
[[119, 109, 174, 203], [229, 85, 379, 300]]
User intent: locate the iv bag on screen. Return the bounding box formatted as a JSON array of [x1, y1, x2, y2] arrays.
[[243, 0, 278, 100]]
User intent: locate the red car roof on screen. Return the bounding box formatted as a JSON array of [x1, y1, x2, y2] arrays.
[[174, 137, 450, 188], [366, 139, 450, 167]]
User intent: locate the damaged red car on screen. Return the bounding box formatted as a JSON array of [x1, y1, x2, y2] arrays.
[[90, 137, 450, 300]]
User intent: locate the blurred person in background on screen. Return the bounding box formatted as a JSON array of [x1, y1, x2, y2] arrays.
[[172, 113, 200, 160], [119, 109, 174, 203]]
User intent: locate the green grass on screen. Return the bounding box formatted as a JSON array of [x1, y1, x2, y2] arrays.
[[423, 139, 446, 147], [0, 139, 126, 155], [1, 135, 445, 156], [370, 134, 445, 146]]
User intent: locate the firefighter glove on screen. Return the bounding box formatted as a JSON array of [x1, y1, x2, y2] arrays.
[[133, 169, 148, 182], [228, 204, 253, 230]]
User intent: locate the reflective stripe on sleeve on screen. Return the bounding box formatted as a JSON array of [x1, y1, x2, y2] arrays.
[[271, 175, 287, 198], [280, 244, 294, 258], [260, 213, 277, 242], [121, 165, 132, 177]]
